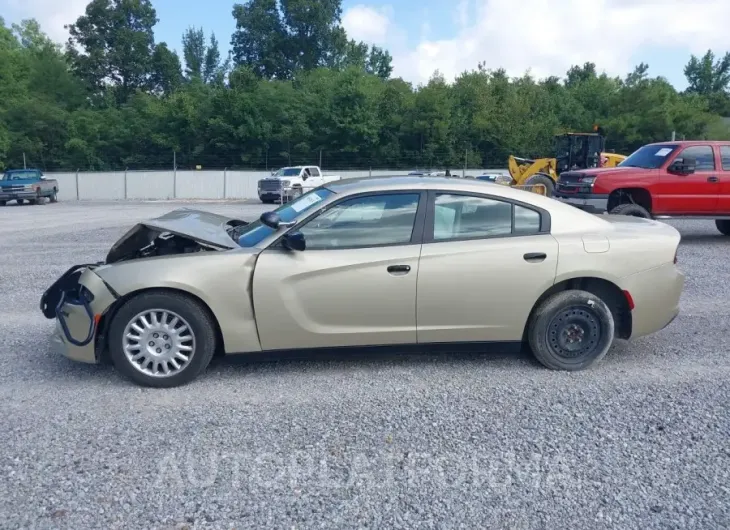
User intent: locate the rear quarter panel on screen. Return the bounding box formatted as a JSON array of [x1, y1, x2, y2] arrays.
[[95, 249, 263, 354], [553, 218, 682, 339]]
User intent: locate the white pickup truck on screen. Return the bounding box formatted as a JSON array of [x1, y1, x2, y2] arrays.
[[257, 165, 341, 203]]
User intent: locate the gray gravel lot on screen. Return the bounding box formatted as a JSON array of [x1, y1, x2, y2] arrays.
[[0, 200, 728, 529]]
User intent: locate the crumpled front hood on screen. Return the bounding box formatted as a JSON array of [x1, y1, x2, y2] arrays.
[[105, 208, 247, 263], [138, 208, 245, 248]]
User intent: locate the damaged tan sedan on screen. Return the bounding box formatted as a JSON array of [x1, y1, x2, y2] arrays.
[[40, 176, 685, 387]]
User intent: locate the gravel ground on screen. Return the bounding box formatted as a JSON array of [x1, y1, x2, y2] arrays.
[[0, 200, 728, 530]]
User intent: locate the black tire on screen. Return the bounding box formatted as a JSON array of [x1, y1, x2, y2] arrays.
[[16, 199, 24, 205], [716, 219, 730, 236], [49, 189, 58, 203], [0, 201, 5, 206], [108, 291, 217, 388], [522, 173, 555, 196], [528, 290, 615, 371], [609, 202, 652, 218]]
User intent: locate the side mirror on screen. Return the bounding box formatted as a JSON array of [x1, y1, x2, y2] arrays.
[[668, 156, 696, 175], [281, 231, 305, 251], [260, 211, 296, 230], [260, 211, 282, 228]]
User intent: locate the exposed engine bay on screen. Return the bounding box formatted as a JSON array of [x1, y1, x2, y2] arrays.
[[99, 209, 250, 264], [106, 226, 226, 263]]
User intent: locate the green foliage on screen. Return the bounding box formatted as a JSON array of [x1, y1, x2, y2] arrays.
[[1, 7, 730, 172], [684, 50, 730, 115], [230, 0, 392, 80], [65, 0, 161, 104]]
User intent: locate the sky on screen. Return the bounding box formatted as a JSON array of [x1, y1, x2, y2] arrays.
[[2, 0, 730, 90]]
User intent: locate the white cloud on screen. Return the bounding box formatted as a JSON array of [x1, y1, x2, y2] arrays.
[[1, 0, 88, 42], [344, 0, 730, 87], [341, 4, 394, 46]]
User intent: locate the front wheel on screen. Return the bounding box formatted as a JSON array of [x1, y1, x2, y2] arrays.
[[108, 291, 217, 388], [522, 173, 555, 197], [609, 203, 652, 218], [528, 290, 615, 371], [716, 219, 730, 236]]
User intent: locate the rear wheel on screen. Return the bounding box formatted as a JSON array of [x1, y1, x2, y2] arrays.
[[528, 290, 615, 371], [522, 173, 555, 196], [0, 201, 5, 206], [108, 291, 217, 388], [716, 219, 730, 236], [16, 199, 24, 205], [609, 202, 652, 218], [49, 189, 58, 203]]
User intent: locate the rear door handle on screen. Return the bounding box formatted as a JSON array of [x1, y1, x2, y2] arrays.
[[708, 176, 719, 182], [387, 264, 411, 274], [524, 252, 547, 262]]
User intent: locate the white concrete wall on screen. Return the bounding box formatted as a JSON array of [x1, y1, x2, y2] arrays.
[[42, 168, 510, 201]]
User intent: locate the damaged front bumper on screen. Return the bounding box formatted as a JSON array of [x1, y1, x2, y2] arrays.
[[40, 263, 119, 364]]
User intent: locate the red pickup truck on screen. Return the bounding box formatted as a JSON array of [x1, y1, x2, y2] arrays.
[[553, 140, 730, 235]]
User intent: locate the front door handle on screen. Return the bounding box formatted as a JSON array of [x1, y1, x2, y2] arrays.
[[387, 264, 411, 274], [708, 175, 719, 182], [524, 252, 547, 262]]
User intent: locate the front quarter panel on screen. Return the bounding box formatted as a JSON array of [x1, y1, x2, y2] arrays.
[[95, 249, 262, 354]]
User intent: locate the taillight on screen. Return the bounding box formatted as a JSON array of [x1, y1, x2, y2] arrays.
[[622, 290, 635, 311]]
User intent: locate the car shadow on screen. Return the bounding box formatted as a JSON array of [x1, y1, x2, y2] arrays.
[[211, 345, 540, 373], [678, 233, 728, 245], [27, 334, 671, 388]]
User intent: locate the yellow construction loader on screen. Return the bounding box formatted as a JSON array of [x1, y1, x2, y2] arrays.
[[507, 128, 626, 196]]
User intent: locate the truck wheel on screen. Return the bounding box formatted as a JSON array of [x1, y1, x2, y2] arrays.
[[522, 173, 555, 196], [609, 203, 652, 218], [527, 290, 615, 371], [50, 189, 58, 203], [108, 291, 217, 388], [290, 186, 303, 200], [0, 201, 5, 206], [16, 199, 24, 205], [716, 220, 730, 236]]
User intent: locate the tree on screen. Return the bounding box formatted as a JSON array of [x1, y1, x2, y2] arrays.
[[684, 50, 730, 115], [684, 50, 730, 95], [11, 19, 59, 51], [150, 43, 183, 95], [231, 0, 290, 79], [232, 0, 373, 80], [182, 26, 206, 80], [65, 0, 159, 104]]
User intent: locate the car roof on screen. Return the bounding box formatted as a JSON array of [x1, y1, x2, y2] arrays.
[[327, 175, 551, 202], [646, 140, 730, 147], [324, 175, 609, 232]]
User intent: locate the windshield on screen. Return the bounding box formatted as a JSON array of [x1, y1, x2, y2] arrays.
[[2, 170, 38, 180], [619, 144, 679, 169], [274, 168, 302, 177], [235, 187, 335, 247]]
